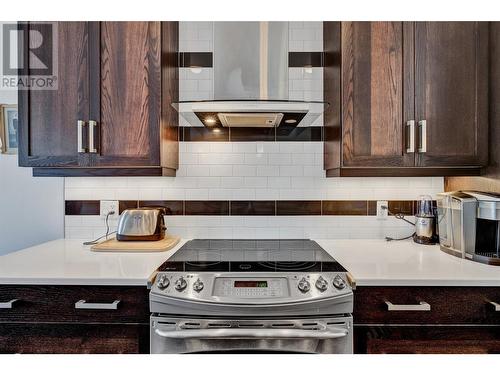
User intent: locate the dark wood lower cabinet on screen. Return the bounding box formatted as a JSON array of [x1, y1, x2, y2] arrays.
[[353, 286, 500, 354], [0, 323, 149, 354], [0, 285, 150, 354], [354, 326, 500, 354]]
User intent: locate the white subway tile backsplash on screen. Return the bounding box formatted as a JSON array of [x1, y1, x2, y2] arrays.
[[268, 177, 291, 189], [244, 177, 268, 188], [162, 188, 186, 200], [279, 142, 304, 153], [232, 165, 256, 177], [185, 189, 209, 200], [279, 166, 304, 177], [244, 153, 268, 165], [197, 177, 221, 188], [186, 165, 210, 177], [256, 165, 280, 177], [231, 189, 256, 200], [64, 23, 445, 242], [255, 189, 280, 200], [209, 142, 233, 153], [221, 177, 245, 188], [209, 165, 233, 177], [268, 153, 292, 165], [292, 153, 315, 166]]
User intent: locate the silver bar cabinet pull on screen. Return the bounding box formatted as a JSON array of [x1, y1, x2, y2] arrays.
[[418, 120, 427, 153], [385, 301, 431, 311], [88, 120, 98, 153], [490, 301, 500, 311], [75, 300, 120, 310], [77, 120, 87, 153], [0, 299, 19, 309], [406, 120, 415, 153]]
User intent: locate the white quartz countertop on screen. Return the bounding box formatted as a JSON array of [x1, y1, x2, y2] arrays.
[[317, 239, 500, 286], [0, 239, 186, 286], [1, 238, 500, 287]]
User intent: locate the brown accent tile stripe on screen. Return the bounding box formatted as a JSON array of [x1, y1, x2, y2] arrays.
[[288, 51, 324, 67], [181, 127, 229, 142], [322, 200, 368, 215], [119, 200, 138, 214], [230, 201, 276, 216], [184, 201, 230, 215], [229, 127, 276, 142], [139, 200, 184, 215], [276, 126, 322, 142], [277, 201, 322, 216], [367, 201, 377, 216], [65, 200, 100, 216], [389, 201, 414, 216], [179, 52, 213, 68], [179, 51, 323, 69], [179, 126, 323, 142], [66, 200, 420, 217]]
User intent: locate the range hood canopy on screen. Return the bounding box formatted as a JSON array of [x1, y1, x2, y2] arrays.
[[172, 100, 327, 128], [173, 22, 327, 128]]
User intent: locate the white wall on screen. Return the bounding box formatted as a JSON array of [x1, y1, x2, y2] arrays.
[[0, 22, 64, 254]]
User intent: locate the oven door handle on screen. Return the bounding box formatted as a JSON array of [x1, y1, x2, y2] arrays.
[[154, 327, 348, 340]]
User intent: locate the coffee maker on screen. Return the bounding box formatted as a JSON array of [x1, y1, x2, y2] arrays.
[[436, 191, 500, 265], [413, 195, 439, 245]]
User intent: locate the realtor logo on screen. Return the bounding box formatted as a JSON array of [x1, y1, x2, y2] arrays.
[[1, 22, 58, 90]]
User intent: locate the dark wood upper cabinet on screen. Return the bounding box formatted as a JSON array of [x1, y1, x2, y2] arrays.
[[341, 22, 414, 168], [414, 22, 488, 167], [18, 21, 178, 176], [92, 22, 161, 167], [18, 22, 91, 168], [325, 21, 489, 177]]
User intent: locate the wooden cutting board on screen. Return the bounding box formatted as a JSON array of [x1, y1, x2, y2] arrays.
[[90, 235, 180, 252]]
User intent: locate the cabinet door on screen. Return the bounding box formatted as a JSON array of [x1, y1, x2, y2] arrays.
[[415, 22, 488, 167], [91, 22, 161, 167], [18, 22, 91, 167], [354, 326, 500, 354], [341, 22, 415, 168]]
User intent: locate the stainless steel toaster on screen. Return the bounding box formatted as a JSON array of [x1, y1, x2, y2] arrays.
[[116, 208, 166, 241]]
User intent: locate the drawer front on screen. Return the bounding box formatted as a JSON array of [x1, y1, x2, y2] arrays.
[[354, 326, 500, 354], [0, 285, 149, 323], [354, 286, 500, 325], [0, 323, 149, 354]]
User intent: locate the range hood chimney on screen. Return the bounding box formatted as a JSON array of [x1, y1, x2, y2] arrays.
[[173, 22, 327, 128]]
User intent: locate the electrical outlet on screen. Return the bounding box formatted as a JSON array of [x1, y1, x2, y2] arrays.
[[100, 200, 119, 218], [376, 200, 388, 220]]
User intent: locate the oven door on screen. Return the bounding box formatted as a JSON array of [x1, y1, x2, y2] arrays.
[[150, 315, 353, 354]]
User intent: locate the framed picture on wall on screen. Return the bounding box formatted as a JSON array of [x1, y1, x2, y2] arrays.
[[0, 105, 18, 154]]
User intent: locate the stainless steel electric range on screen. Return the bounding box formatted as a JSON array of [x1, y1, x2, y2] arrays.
[[150, 239, 353, 354]]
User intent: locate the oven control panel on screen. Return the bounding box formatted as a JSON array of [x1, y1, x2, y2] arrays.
[[151, 272, 352, 303]]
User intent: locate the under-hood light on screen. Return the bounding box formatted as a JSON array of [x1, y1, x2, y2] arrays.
[[204, 117, 217, 125]]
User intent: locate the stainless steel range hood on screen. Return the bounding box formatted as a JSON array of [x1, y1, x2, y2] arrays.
[[172, 22, 327, 128]]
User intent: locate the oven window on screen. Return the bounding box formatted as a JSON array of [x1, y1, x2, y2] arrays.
[[234, 281, 268, 288]]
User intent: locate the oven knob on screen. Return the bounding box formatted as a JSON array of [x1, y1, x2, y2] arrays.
[[315, 276, 328, 292], [157, 275, 169, 289], [333, 275, 346, 290], [174, 277, 188, 292], [193, 278, 204, 292], [297, 277, 311, 293]]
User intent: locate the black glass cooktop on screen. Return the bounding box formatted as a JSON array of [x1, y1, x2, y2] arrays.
[[158, 239, 346, 273]]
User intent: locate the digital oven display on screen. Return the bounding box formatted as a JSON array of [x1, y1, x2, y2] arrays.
[[234, 281, 268, 288]]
